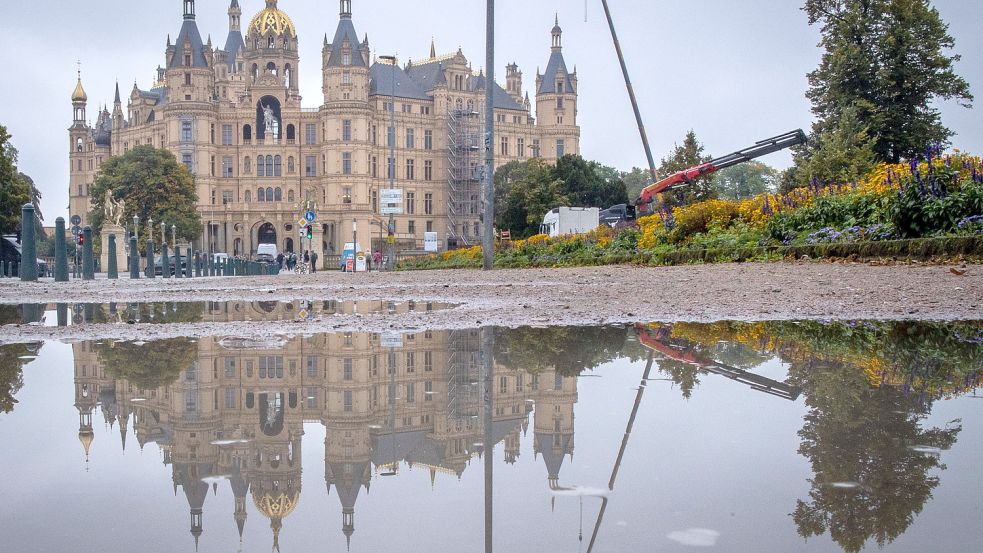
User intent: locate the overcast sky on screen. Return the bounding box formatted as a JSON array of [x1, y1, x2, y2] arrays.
[[2, 0, 981, 220]]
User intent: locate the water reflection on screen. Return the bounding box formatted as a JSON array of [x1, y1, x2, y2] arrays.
[[0, 300, 457, 326], [5, 320, 983, 552]]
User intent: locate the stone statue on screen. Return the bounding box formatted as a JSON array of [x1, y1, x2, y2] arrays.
[[104, 190, 125, 227], [262, 103, 278, 139]]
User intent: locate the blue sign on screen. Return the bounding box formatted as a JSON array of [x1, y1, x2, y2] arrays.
[[305, 211, 316, 223]]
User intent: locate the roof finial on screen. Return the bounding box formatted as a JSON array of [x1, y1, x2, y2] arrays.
[[184, 0, 196, 21], [340, 0, 352, 18], [430, 37, 436, 59]]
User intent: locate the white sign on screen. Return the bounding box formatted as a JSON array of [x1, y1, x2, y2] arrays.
[[355, 253, 367, 272], [424, 232, 438, 253], [381, 332, 403, 348], [380, 189, 403, 203], [380, 188, 403, 215]]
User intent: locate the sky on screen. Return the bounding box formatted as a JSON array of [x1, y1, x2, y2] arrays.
[[1, 0, 981, 221]]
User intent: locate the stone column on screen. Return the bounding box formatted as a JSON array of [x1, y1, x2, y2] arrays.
[[174, 246, 182, 279], [107, 235, 119, 279], [101, 225, 127, 276], [161, 241, 170, 279], [145, 240, 155, 279], [82, 226, 94, 280], [129, 236, 140, 279], [19, 203, 37, 281], [54, 217, 69, 282]]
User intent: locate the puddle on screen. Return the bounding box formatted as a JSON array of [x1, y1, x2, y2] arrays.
[[0, 300, 457, 326], [0, 321, 981, 552]]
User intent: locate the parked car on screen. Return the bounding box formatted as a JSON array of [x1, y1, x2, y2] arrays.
[[255, 244, 277, 264]]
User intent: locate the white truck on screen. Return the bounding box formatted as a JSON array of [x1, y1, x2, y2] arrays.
[[540, 207, 601, 238]]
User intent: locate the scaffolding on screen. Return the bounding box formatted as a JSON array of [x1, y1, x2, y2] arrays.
[[446, 106, 484, 248], [446, 329, 481, 423]]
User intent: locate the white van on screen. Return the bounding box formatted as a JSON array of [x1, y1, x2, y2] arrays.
[[255, 243, 278, 262]]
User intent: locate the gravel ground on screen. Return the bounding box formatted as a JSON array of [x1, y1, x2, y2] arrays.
[[0, 262, 979, 344]]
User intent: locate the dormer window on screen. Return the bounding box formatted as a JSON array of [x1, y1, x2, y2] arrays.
[[557, 79, 564, 91], [343, 71, 351, 85], [343, 52, 351, 66], [184, 54, 191, 67]]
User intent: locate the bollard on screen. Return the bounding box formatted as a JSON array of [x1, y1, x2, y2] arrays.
[[145, 240, 155, 279], [107, 234, 119, 279], [82, 226, 95, 280], [186, 245, 194, 278], [83, 303, 95, 323], [20, 203, 38, 281], [129, 236, 140, 279], [54, 217, 69, 282], [174, 246, 182, 279], [109, 302, 118, 315], [161, 241, 170, 279], [195, 252, 202, 278], [57, 304, 68, 327]]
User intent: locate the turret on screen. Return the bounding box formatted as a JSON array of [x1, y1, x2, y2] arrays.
[[112, 81, 124, 129], [505, 62, 523, 104], [72, 69, 87, 125], [535, 16, 580, 161]]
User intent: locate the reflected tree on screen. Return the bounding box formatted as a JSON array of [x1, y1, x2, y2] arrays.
[[494, 326, 640, 376], [789, 358, 961, 553], [95, 338, 198, 390], [0, 343, 39, 414]]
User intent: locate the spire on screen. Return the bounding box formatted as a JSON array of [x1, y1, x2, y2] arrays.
[[228, 0, 241, 33], [114, 81, 121, 105], [340, 0, 352, 19], [72, 66, 88, 103], [552, 14, 563, 51], [430, 37, 436, 59]]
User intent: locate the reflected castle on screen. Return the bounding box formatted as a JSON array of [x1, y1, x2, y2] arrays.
[[71, 314, 576, 550]]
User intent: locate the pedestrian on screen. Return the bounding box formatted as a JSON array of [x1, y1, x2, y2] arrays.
[[304, 250, 310, 264], [373, 250, 383, 271], [276, 252, 284, 270], [310, 251, 318, 274]]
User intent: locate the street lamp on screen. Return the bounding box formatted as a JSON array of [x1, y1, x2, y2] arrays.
[[171, 225, 177, 246], [160, 222, 166, 247], [133, 215, 140, 242], [379, 54, 397, 271], [147, 216, 154, 245]]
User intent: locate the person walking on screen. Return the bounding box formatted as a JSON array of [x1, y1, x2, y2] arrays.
[[276, 252, 285, 271], [373, 250, 383, 272], [310, 251, 318, 274]]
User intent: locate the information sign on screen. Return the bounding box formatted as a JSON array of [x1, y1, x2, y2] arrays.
[[70, 215, 82, 226], [424, 232, 438, 253], [380, 189, 403, 215], [381, 332, 403, 348]]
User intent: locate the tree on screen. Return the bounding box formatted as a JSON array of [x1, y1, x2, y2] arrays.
[[713, 161, 780, 200], [494, 155, 629, 238], [804, 0, 973, 165], [657, 130, 716, 208], [96, 338, 199, 390], [0, 342, 39, 414], [553, 155, 629, 209], [494, 159, 565, 237], [89, 146, 202, 242], [0, 125, 31, 236], [622, 167, 652, 202]]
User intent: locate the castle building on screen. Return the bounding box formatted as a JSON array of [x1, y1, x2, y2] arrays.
[[68, 0, 580, 259]]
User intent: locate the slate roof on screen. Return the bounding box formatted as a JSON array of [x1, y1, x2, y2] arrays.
[[538, 51, 575, 94], [169, 18, 209, 69], [326, 17, 366, 68], [470, 74, 527, 111], [369, 63, 430, 101], [224, 29, 245, 68]]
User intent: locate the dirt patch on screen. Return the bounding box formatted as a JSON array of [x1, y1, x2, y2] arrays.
[[0, 262, 979, 344]]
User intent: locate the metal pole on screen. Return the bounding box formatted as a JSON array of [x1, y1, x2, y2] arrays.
[[481, 326, 495, 553], [482, 0, 495, 270], [600, 0, 658, 182], [388, 57, 397, 270]]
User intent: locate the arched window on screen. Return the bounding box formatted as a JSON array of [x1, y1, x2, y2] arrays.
[[265, 155, 273, 176], [287, 156, 295, 173], [288, 190, 295, 202], [283, 37, 290, 49], [467, 99, 474, 111], [285, 238, 294, 253], [266, 61, 277, 75], [257, 157, 265, 177], [76, 138, 83, 152], [274, 187, 283, 201], [243, 124, 252, 141], [268, 36, 275, 49], [456, 98, 463, 110], [266, 187, 274, 202], [245, 190, 251, 202], [274, 155, 282, 176], [257, 187, 266, 202], [251, 63, 258, 81], [244, 156, 251, 174], [286, 124, 295, 141]]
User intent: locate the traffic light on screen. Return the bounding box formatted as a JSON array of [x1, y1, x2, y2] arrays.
[[77, 234, 84, 246], [306, 225, 313, 239]]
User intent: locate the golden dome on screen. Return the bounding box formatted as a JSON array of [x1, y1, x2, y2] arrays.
[[72, 75, 88, 103], [78, 430, 94, 456], [253, 490, 300, 521], [249, 0, 297, 37]]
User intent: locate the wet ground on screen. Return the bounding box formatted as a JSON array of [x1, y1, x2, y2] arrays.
[[1, 315, 981, 552]]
